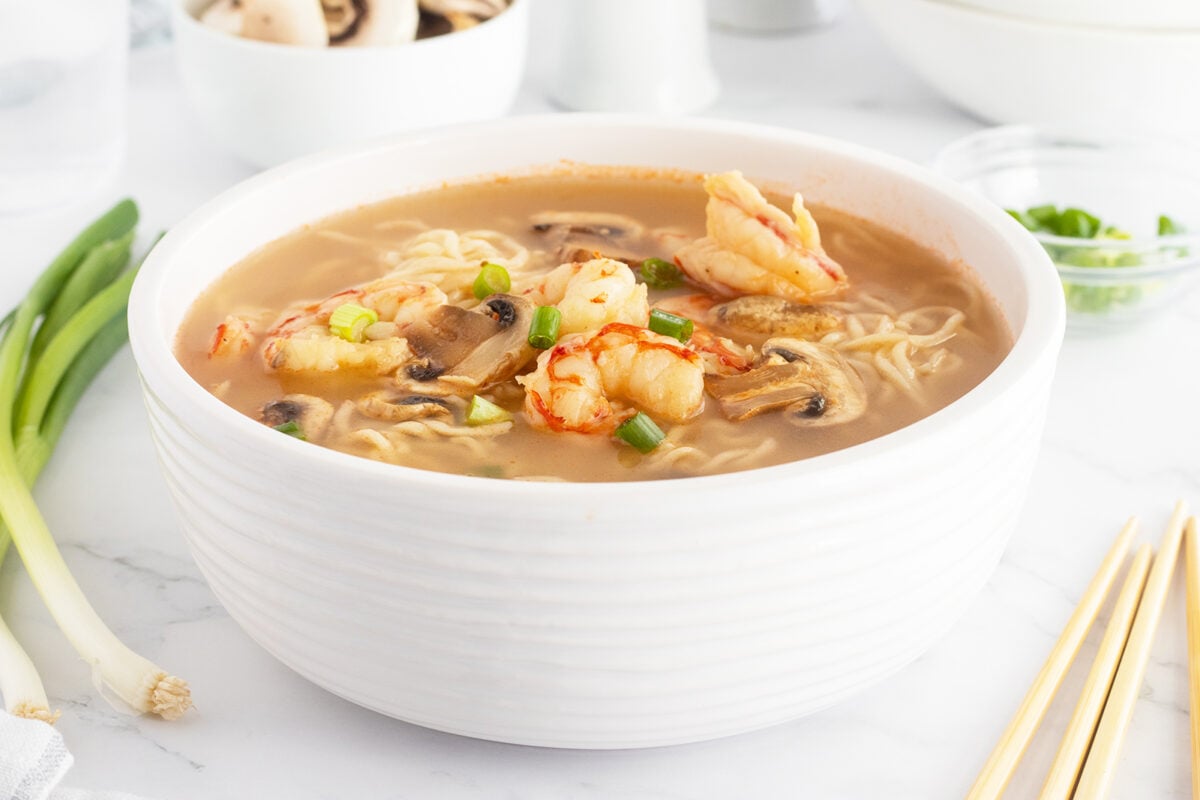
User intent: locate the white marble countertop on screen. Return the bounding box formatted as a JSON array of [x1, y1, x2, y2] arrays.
[[2, 5, 1198, 799]]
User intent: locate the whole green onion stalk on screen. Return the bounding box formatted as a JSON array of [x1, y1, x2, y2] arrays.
[[0, 201, 191, 721]]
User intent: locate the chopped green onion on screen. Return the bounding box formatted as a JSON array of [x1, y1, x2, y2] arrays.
[[1027, 204, 1060, 227], [472, 262, 512, 300], [648, 308, 694, 343], [639, 257, 683, 289], [614, 412, 666, 454], [1055, 208, 1101, 238], [1006, 209, 1039, 232], [272, 420, 307, 440], [328, 303, 378, 342], [1159, 215, 1184, 236], [465, 395, 513, 426], [528, 305, 562, 349]]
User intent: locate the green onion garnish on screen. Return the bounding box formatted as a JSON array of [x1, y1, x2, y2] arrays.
[[273, 420, 307, 440], [614, 412, 665, 454], [1159, 215, 1184, 236], [472, 262, 512, 300], [648, 308, 694, 343], [465, 395, 513, 426], [328, 303, 378, 342], [528, 305, 562, 349], [639, 257, 683, 290], [1055, 208, 1101, 238]]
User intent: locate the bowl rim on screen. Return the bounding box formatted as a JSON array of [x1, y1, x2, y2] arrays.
[[128, 113, 1064, 498], [934, 124, 1200, 279], [172, 0, 526, 55], [902, 0, 1200, 37]]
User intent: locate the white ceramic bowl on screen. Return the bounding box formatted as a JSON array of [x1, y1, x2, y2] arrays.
[[128, 115, 1063, 748], [172, 0, 529, 168], [858, 0, 1200, 136], [933, 0, 1200, 29]]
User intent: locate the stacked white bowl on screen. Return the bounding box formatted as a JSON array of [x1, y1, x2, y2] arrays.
[[856, 0, 1200, 135]]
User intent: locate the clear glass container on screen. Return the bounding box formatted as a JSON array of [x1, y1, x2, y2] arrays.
[[0, 0, 129, 214], [934, 126, 1200, 333]]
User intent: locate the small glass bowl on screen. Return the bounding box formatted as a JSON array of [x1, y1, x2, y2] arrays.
[[934, 126, 1200, 332]]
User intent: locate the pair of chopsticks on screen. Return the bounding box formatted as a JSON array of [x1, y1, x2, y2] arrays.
[[966, 501, 1195, 800]]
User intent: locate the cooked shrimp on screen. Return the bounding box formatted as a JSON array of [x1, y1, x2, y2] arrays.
[[674, 171, 847, 302], [208, 314, 255, 358], [263, 276, 446, 374], [524, 258, 649, 335], [653, 294, 754, 375], [519, 322, 704, 434]]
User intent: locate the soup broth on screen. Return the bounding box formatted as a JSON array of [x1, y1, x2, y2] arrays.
[[176, 169, 1011, 481]]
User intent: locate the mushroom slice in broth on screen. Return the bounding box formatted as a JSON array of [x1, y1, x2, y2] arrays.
[[400, 294, 536, 395], [357, 391, 453, 422], [714, 296, 842, 340], [704, 339, 866, 426], [260, 394, 335, 438]]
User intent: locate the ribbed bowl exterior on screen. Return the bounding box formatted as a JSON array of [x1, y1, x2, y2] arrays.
[[129, 117, 1064, 748]]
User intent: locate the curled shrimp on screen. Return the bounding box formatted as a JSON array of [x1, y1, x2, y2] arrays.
[[653, 294, 754, 375], [675, 171, 847, 302], [519, 322, 705, 434], [262, 276, 447, 374], [524, 257, 649, 335], [208, 314, 255, 358]]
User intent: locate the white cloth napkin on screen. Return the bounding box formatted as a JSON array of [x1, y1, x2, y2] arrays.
[[0, 713, 152, 800]]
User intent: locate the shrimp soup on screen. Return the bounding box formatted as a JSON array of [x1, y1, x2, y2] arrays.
[[176, 168, 1011, 481]]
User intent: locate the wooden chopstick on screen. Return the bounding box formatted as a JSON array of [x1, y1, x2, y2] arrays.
[[1037, 543, 1152, 800], [1185, 517, 1200, 800], [1073, 501, 1189, 800], [965, 518, 1137, 800]]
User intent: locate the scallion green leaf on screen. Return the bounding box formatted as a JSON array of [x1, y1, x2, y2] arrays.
[[1055, 208, 1101, 239], [639, 258, 683, 290], [328, 303, 378, 342], [648, 308, 694, 343], [465, 395, 513, 427], [272, 420, 307, 440], [1159, 215, 1184, 236], [472, 262, 512, 300], [1027, 204, 1060, 227], [528, 305, 562, 350], [614, 412, 666, 454], [1006, 209, 1040, 232]]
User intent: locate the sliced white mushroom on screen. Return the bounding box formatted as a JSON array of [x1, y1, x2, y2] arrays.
[[398, 294, 536, 395], [260, 394, 335, 438], [703, 339, 866, 427], [356, 391, 452, 422], [201, 0, 331, 46], [325, 0, 420, 45], [714, 295, 842, 340], [419, 0, 507, 21]]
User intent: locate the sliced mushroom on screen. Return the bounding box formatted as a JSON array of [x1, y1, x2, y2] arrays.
[[201, 0, 331, 46], [356, 390, 452, 422], [398, 294, 536, 394], [324, 0, 419, 45], [419, 0, 507, 23], [531, 211, 646, 247], [713, 296, 842, 339], [703, 338, 866, 426], [403, 303, 501, 369], [260, 394, 335, 438]]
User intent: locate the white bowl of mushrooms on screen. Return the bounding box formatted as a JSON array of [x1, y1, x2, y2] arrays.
[[172, 0, 529, 168]]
